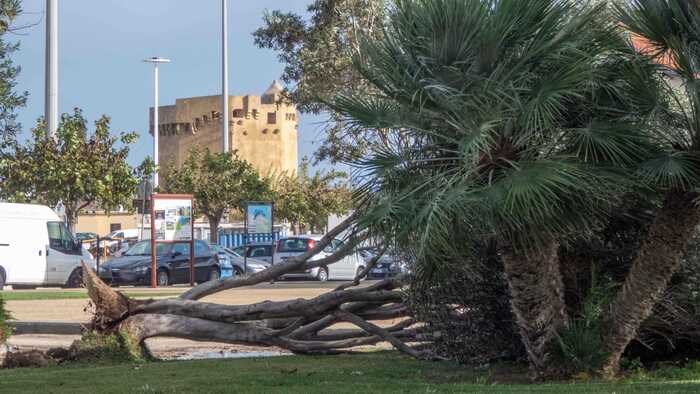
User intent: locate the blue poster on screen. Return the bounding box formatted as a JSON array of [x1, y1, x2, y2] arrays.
[[246, 203, 272, 234]]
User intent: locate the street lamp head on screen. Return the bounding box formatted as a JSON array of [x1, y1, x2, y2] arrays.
[[143, 56, 171, 64]]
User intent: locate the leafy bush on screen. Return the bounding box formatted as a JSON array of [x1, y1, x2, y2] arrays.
[[555, 270, 614, 373], [0, 294, 11, 344]]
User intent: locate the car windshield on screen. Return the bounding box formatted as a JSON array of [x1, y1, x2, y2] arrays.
[[227, 247, 242, 257], [277, 238, 310, 253], [249, 246, 271, 257], [124, 241, 170, 256]]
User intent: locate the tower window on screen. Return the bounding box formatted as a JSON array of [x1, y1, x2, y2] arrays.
[[267, 112, 276, 124], [232, 109, 244, 118]]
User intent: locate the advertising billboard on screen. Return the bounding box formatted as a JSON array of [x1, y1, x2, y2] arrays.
[[152, 198, 193, 241]]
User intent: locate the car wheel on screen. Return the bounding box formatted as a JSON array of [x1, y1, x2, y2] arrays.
[[356, 266, 365, 280], [317, 267, 329, 282], [64, 268, 83, 288], [233, 266, 244, 276], [156, 269, 169, 287], [208, 267, 221, 282]]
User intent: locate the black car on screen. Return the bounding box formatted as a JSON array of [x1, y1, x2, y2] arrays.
[[98, 240, 224, 286]]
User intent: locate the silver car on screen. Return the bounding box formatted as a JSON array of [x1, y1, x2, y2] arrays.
[[274, 235, 365, 281], [213, 244, 270, 275]]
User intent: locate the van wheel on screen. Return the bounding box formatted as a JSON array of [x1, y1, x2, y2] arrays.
[[64, 268, 84, 288], [208, 267, 221, 282], [156, 270, 169, 287], [317, 267, 329, 282]]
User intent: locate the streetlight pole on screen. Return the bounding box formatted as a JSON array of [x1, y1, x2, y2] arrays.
[[222, 0, 229, 154], [143, 57, 170, 189], [45, 0, 59, 137]]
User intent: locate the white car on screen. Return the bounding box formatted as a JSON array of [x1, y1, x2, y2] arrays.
[[274, 235, 364, 281], [0, 203, 95, 288]]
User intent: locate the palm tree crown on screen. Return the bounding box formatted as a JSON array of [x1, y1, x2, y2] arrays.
[[333, 0, 657, 254]]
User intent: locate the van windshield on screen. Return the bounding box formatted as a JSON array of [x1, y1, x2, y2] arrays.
[[124, 241, 169, 256]]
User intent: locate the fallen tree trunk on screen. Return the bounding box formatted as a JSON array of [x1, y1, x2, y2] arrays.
[[82, 219, 430, 357], [83, 265, 426, 356]]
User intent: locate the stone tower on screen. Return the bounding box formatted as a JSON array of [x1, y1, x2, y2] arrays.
[[151, 80, 299, 179]]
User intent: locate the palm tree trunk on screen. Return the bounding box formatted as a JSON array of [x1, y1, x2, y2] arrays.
[[502, 240, 567, 379], [602, 190, 700, 377]]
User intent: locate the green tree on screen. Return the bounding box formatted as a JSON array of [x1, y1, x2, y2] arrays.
[[0, 108, 140, 232], [600, 0, 700, 376], [253, 0, 386, 163], [163, 149, 273, 243], [331, 0, 656, 377], [274, 159, 352, 234], [0, 0, 27, 146]]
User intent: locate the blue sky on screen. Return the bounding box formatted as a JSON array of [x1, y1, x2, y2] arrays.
[[11, 0, 330, 169]]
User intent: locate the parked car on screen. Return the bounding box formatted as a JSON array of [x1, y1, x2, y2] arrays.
[[360, 250, 409, 279], [274, 235, 365, 281], [230, 242, 274, 264], [211, 244, 269, 275], [98, 240, 230, 286], [0, 203, 95, 289]]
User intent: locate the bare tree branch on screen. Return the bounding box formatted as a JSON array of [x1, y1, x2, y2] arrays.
[[180, 212, 361, 300]]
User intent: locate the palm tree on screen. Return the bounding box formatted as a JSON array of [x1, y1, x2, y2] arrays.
[[603, 0, 700, 376], [331, 0, 657, 377]]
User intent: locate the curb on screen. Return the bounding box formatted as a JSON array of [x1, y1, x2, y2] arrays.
[[10, 321, 83, 335]]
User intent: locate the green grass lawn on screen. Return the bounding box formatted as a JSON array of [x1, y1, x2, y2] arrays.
[[1, 352, 699, 393], [0, 291, 181, 301]]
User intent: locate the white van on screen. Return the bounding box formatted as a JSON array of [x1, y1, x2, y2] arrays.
[[274, 235, 365, 281], [0, 203, 95, 288]]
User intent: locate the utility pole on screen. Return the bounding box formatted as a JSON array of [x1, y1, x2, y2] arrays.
[[222, 0, 229, 154], [143, 57, 170, 188], [45, 0, 59, 137]]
